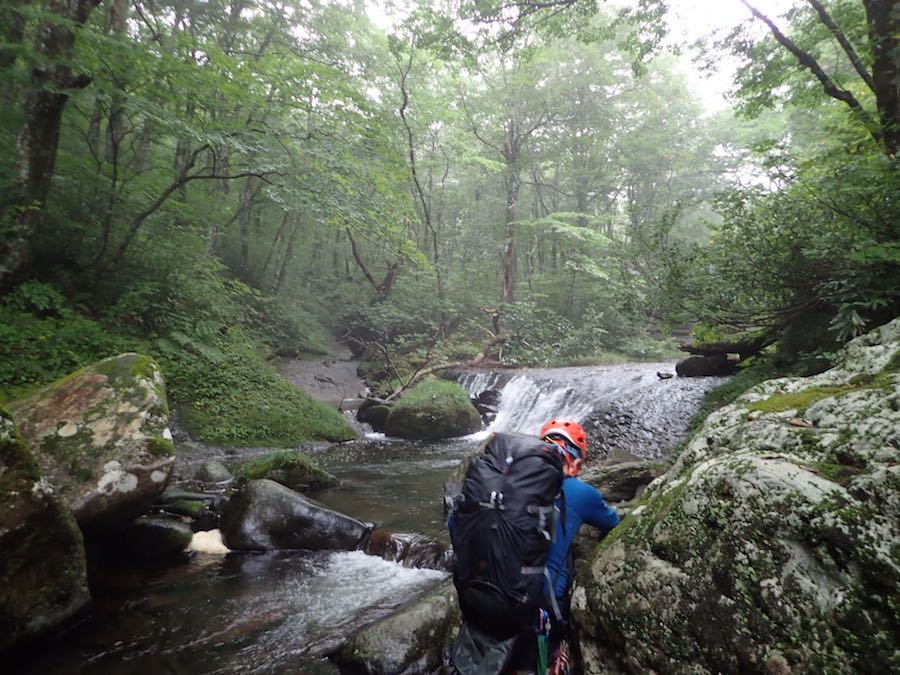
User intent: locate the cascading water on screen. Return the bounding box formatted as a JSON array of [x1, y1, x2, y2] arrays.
[[459, 363, 729, 459]]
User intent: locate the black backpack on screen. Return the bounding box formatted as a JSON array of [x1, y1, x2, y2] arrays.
[[448, 432, 564, 640]]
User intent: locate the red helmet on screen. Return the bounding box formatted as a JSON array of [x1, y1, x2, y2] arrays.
[[540, 419, 588, 476]]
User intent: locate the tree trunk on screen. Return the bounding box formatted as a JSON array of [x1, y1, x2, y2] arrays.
[[502, 171, 520, 304], [0, 0, 102, 290], [863, 0, 900, 158], [273, 217, 299, 294]]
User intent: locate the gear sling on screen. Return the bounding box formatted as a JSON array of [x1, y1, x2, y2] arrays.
[[448, 432, 565, 674]]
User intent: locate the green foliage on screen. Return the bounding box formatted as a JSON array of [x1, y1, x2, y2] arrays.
[[392, 378, 472, 411], [237, 450, 335, 486], [160, 329, 355, 446], [0, 296, 135, 401]]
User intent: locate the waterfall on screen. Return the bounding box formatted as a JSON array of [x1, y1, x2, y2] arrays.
[[457, 364, 729, 460]]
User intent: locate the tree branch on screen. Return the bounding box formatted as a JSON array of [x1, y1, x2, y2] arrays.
[[741, 0, 881, 144], [806, 0, 876, 93]]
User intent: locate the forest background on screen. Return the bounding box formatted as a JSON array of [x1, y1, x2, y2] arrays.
[[1, 0, 897, 446]]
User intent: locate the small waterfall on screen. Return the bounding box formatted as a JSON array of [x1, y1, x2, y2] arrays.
[[459, 364, 729, 460], [488, 374, 597, 435], [457, 371, 503, 396]]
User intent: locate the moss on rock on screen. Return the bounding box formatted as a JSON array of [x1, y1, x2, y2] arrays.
[[385, 379, 482, 440], [237, 450, 338, 491], [574, 318, 900, 674], [7, 354, 175, 533]]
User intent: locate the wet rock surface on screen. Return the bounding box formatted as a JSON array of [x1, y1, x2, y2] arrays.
[[7, 353, 174, 533], [0, 410, 90, 654], [116, 516, 193, 561], [575, 318, 900, 674], [333, 579, 459, 674], [580, 461, 666, 504], [221, 478, 374, 551]]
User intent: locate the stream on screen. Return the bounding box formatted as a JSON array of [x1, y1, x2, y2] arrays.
[[15, 361, 727, 674]]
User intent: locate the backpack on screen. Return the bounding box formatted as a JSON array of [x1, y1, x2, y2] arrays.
[[448, 432, 564, 641]]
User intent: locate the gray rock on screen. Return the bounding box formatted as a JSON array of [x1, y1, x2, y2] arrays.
[[193, 460, 232, 484], [0, 410, 90, 654], [334, 579, 459, 674], [574, 317, 900, 674], [580, 461, 666, 503], [221, 479, 373, 551], [8, 353, 174, 533]]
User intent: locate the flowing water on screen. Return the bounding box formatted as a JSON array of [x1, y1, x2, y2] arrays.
[[16, 361, 726, 674]]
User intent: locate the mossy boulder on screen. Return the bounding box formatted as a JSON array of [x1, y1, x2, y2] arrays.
[[333, 579, 460, 674], [357, 398, 391, 433], [221, 479, 373, 551], [7, 353, 175, 533], [117, 516, 194, 561], [574, 318, 900, 674], [0, 409, 90, 654], [237, 450, 338, 491], [385, 380, 482, 440]]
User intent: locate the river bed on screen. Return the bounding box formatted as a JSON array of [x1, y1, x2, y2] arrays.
[[14, 361, 727, 674]]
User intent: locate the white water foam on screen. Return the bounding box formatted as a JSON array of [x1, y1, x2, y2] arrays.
[[488, 374, 598, 435]]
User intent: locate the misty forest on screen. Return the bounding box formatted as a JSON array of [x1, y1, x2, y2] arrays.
[[1, 0, 898, 673]]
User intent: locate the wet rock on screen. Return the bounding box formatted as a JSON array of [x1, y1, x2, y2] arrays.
[[7, 354, 174, 534], [357, 398, 392, 433], [675, 354, 735, 377], [193, 460, 232, 484], [334, 579, 459, 674], [365, 530, 453, 571], [0, 410, 90, 654], [386, 380, 481, 440], [118, 516, 193, 561], [575, 318, 900, 674], [580, 461, 666, 503], [221, 479, 373, 551], [475, 388, 502, 408]]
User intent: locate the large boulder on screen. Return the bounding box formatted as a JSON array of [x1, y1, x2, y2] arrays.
[[8, 354, 175, 533], [0, 410, 90, 654], [221, 479, 373, 551], [333, 579, 459, 674], [574, 318, 900, 674], [675, 354, 736, 377], [357, 398, 391, 433], [385, 379, 482, 440]]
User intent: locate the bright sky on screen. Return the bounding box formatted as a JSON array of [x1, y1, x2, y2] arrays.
[[366, 0, 799, 113], [666, 0, 795, 112]]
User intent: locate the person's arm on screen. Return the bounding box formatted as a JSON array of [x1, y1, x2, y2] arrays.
[[581, 482, 620, 534]]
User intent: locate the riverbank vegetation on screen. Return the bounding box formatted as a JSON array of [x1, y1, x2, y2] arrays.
[[1, 0, 896, 441]]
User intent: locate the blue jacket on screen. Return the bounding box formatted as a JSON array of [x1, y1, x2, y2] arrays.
[[546, 476, 620, 599]]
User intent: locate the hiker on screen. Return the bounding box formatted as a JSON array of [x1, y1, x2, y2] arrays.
[[447, 419, 620, 675], [510, 418, 620, 673]]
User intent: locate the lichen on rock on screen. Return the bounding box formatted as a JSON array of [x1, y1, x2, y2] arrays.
[[574, 318, 900, 674], [0, 409, 90, 654], [7, 353, 175, 533]]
